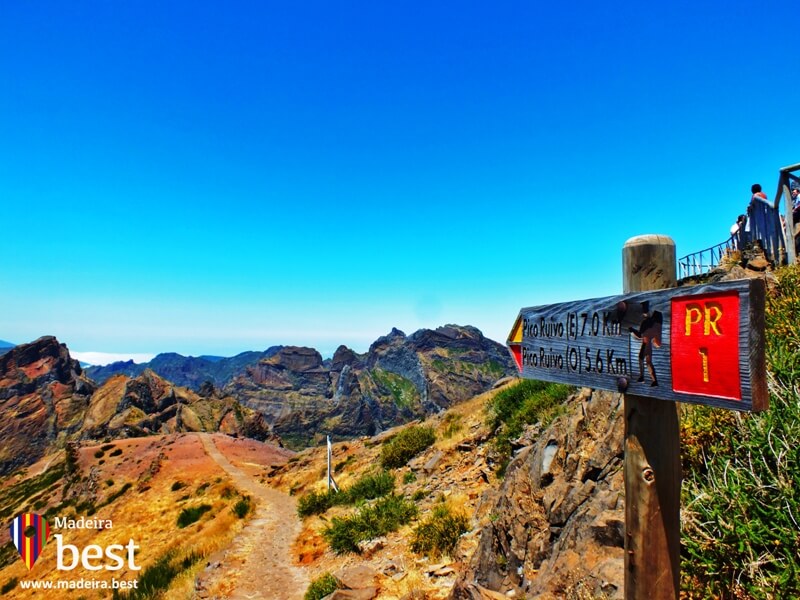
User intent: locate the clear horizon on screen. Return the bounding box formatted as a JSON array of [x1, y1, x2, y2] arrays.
[[2, 2, 796, 363]]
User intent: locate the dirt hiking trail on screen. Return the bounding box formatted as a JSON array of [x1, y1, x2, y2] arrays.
[[195, 433, 309, 600]]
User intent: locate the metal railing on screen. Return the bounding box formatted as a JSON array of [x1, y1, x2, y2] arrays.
[[678, 235, 740, 279], [679, 162, 800, 280]]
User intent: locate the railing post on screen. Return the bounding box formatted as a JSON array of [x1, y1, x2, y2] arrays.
[[783, 177, 796, 264]]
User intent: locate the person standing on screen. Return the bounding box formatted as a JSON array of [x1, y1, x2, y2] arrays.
[[751, 183, 769, 203]]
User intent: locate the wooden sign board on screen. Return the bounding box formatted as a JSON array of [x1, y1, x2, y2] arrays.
[[508, 279, 768, 411]]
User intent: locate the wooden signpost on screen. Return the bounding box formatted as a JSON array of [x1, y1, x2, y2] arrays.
[[507, 235, 768, 599], [507, 278, 767, 412]]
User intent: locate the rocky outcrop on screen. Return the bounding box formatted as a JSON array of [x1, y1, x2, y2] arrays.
[[82, 370, 273, 441], [0, 337, 276, 476], [0, 336, 96, 475], [224, 325, 515, 446], [452, 389, 625, 599]]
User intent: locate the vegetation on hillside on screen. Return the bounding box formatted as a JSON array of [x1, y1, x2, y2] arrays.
[[681, 265, 800, 598], [297, 470, 395, 517], [304, 573, 342, 600], [371, 368, 420, 409], [111, 548, 205, 600], [380, 425, 436, 469], [486, 379, 573, 475], [411, 502, 470, 559], [176, 504, 213, 528], [322, 494, 418, 554]]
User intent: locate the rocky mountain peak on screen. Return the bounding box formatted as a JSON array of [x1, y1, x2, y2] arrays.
[[264, 346, 324, 372], [0, 337, 96, 476], [409, 324, 485, 351], [331, 345, 360, 372], [368, 327, 407, 353], [0, 336, 89, 400]]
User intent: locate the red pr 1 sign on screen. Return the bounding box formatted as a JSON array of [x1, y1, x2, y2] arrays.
[[671, 291, 741, 401], [508, 279, 767, 412]]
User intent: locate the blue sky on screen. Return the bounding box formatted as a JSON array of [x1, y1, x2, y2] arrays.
[[1, 1, 797, 363]]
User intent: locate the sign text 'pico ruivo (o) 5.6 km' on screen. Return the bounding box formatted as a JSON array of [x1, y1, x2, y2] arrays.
[[507, 278, 768, 412]]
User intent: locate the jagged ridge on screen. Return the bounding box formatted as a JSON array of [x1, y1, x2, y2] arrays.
[[224, 325, 516, 446]]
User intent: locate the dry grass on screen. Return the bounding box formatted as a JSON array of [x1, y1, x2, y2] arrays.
[[0, 434, 261, 599]]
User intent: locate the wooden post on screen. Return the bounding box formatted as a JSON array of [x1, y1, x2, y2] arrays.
[[327, 435, 332, 491], [623, 235, 681, 600]]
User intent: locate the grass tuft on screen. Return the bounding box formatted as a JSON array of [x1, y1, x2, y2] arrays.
[[304, 573, 341, 600], [380, 426, 436, 469], [176, 504, 212, 528], [232, 496, 252, 519], [680, 264, 800, 598], [111, 549, 204, 599], [1, 578, 17, 595], [322, 494, 417, 554], [410, 503, 470, 558]]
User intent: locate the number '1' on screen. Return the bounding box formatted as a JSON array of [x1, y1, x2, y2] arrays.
[[698, 348, 709, 383]]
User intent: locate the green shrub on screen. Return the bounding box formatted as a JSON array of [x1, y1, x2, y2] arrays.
[[297, 489, 337, 518], [297, 471, 395, 518], [171, 481, 186, 492], [1, 577, 18, 595], [110, 448, 123, 457], [106, 479, 115, 487], [380, 426, 436, 469], [681, 265, 800, 598], [334, 455, 356, 473], [344, 470, 395, 503], [323, 495, 418, 554], [233, 496, 252, 518], [94, 450, 105, 459], [101, 444, 115, 451], [304, 573, 340, 600], [0, 544, 15, 571], [411, 503, 470, 558], [486, 379, 572, 475], [764, 264, 800, 382], [102, 482, 132, 507], [176, 504, 212, 528], [403, 471, 417, 485]]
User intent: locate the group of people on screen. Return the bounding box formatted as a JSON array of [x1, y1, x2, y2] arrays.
[[729, 183, 800, 254], [793, 186, 800, 221]]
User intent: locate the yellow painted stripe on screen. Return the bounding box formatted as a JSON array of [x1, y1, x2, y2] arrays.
[[508, 316, 523, 344], [25, 514, 32, 570]]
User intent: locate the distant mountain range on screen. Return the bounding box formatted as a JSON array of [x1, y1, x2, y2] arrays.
[[85, 348, 283, 390], [3, 325, 517, 463], [0, 339, 14, 355], [0, 336, 274, 476]]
